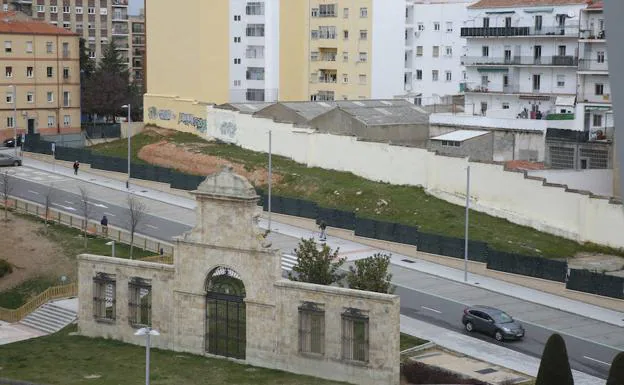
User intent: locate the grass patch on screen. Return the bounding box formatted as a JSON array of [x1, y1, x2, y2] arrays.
[[400, 333, 428, 351], [91, 131, 624, 258], [0, 276, 57, 309], [0, 325, 348, 385]]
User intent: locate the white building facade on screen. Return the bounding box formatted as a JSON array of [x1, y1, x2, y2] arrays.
[[229, 0, 280, 103], [461, 0, 587, 119], [404, 0, 474, 106]]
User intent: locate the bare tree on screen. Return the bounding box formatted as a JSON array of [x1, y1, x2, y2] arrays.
[[127, 194, 148, 259], [1, 171, 13, 222], [78, 186, 92, 248], [42, 183, 56, 234]]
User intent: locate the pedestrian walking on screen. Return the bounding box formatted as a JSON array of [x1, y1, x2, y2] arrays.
[[73, 160, 80, 175], [319, 220, 327, 241], [100, 215, 108, 236]]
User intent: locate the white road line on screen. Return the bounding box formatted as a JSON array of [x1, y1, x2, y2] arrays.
[[51, 203, 76, 211], [146, 224, 159, 230], [64, 200, 74, 205], [27, 190, 40, 195], [421, 306, 442, 314], [583, 356, 611, 366], [92, 203, 108, 208], [103, 212, 116, 217]]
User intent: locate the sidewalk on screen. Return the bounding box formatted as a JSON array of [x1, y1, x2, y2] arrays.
[[21, 156, 624, 328]]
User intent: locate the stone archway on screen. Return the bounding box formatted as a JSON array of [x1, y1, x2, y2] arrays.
[[205, 266, 246, 359]]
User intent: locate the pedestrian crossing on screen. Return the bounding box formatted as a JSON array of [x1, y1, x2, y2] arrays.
[[281, 254, 298, 272], [5, 168, 68, 183]]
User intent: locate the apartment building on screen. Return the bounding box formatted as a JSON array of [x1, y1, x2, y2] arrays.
[[2, 0, 130, 63], [146, 0, 405, 109], [129, 10, 144, 90], [461, 0, 586, 118], [403, 0, 474, 106], [0, 12, 81, 141]]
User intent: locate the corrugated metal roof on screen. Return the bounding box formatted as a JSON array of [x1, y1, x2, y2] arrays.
[[279, 99, 418, 122], [341, 105, 429, 126], [431, 130, 490, 142], [468, 0, 586, 9], [225, 102, 274, 113]]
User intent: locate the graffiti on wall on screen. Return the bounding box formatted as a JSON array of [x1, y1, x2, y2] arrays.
[[148, 107, 176, 121], [178, 112, 208, 134]]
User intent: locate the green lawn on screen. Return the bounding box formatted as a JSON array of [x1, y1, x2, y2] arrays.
[[91, 130, 624, 258], [0, 325, 348, 385], [400, 333, 428, 351], [0, 276, 57, 309]]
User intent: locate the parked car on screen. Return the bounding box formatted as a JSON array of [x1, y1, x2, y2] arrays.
[[0, 153, 22, 166], [462, 305, 525, 341], [2, 136, 22, 148]]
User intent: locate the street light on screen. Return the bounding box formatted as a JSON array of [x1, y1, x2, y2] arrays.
[[134, 327, 160, 385], [106, 240, 115, 258], [121, 104, 131, 189], [464, 165, 471, 283], [8, 85, 17, 156], [267, 130, 272, 232]]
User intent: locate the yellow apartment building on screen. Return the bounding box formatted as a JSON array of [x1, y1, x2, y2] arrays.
[[0, 11, 81, 142], [144, 0, 405, 131]]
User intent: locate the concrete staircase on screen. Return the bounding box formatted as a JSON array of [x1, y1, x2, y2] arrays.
[[19, 302, 77, 334]]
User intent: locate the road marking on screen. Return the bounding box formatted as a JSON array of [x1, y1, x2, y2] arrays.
[[65, 200, 74, 205], [146, 224, 159, 230], [51, 203, 76, 211], [27, 190, 40, 195], [103, 212, 116, 217], [583, 356, 611, 366], [421, 306, 442, 314], [92, 203, 108, 208]]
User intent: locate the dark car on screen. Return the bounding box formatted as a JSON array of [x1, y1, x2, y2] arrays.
[[0, 153, 22, 166], [3, 136, 22, 148], [462, 305, 525, 342]]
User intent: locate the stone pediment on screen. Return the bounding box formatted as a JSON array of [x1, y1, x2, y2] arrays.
[[193, 165, 257, 201]]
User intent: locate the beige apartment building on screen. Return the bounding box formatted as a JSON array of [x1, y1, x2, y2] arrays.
[[0, 12, 81, 141], [2, 0, 130, 63], [145, 0, 405, 120]]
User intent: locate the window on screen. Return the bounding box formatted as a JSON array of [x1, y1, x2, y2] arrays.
[[416, 46, 423, 56], [46, 42, 53, 53], [416, 69, 422, 80], [310, 51, 319, 61], [75, 6, 83, 14], [482, 46, 489, 57], [319, 4, 336, 17], [414, 96, 422, 106], [480, 102, 487, 115], [341, 308, 369, 362], [47, 92, 54, 102], [505, 17, 512, 28], [318, 26, 336, 39], [246, 67, 265, 80], [311, 30, 319, 39], [444, 46, 452, 57], [359, 30, 367, 40], [63, 22, 71, 29], [93, 273, 116, 321], [63, 5, 70, 13], [233, 80, 241, 87], [446, 22, 453, 32], [63, 91, 70, 107], [62, 42, 69, 57], [502, 102, 510, 109], [246, 24, 265, 37], [5, 66, 12, 78], [26, 66, 33, 78], [88, 7, 96, 14], [462, 70, 466, 80], [246, 89, 265, 101], [50, 5, 58, 13], [360, 7, 368, 18], [358, 52, 367, 62], [342, 73, 348, 84], [234, 36, 241, 43], [129, 277, 152, 327], [342, 51, 348, 62], [595, 83, 604, 95], [483, 17, 490, 28], [558, 45, 566, 56], [343, 8, 349, 18], [6, 116, 14, 128], [47, 116, 55, 127], [311, 8, 318, 17], [4, 41, 11, 53], [535, 15, 543, 30], [434, 22, 440, 31], [246, 2, 265, 16], [5, 92, 13, 104], [432, 46, 439, 57], [593, 114, 603, 127], [299, 302, 325, 355], [234, 58, 241, 64], [417, 23, 424, 31], [63, 115, 71, 126], [432, 70, 439, 81], [556, 75, 565, 87], [359, 74, 367, 84], [481, 75, 488, 87], [445, 71, 452, 81], [233, 15, 241, 21], [441, 140, 460, 147], [27, 92, 34, 103], [532, 74, 541, 91], [597, 51, 605, 63], [47, 67, 53, 77], [36, 4, 45, 12]]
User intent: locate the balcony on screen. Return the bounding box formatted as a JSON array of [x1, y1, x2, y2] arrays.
[[112, 26, 129, 35], [462, 55, 578, 67], [590, 125, 614, 141], [461, 26, 579, 38], [578, 59, 608, 72], [465, 84, 520, 94], [318, 70, 337, 84], [112, 0, 128, 6], [112, 14, 128, 21], [579, 29, 605, 40]]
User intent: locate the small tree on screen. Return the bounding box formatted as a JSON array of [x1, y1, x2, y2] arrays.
[[288, 238, 345, 285], [127, 194, 147, 259], [42, 183, 56, 233], [535, 333, 574, 385], [347, 253, 395, 294], [78, 186, 92, 248], [1, 171, 13, 221], [607, 352, 624, 385]]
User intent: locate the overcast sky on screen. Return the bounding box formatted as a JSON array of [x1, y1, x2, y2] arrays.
[[129, 0, 144, 16]]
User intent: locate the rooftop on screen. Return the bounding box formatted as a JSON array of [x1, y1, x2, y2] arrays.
[[431, 130, 490, 142], [468, 0, 587, 9], [586, 0, 603, 10], [337, 105, 430, 126], [219, 102, 274, 114], [0, 12, 78, 36]]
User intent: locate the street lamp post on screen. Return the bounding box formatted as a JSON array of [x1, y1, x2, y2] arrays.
[[464, 165, 471, 283], [122, 104, 131, 189], [134, 327, 160, 385], [9, 85, 17, 156], [268, 130, 272, 232], [106, 240, 116, 258]]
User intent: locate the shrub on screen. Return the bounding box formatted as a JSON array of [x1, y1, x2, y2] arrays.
[[536, 333, 573, 385], [347, 253, 395, 294], [402, 361, 487, 384], [0, 259, 12, 278], [607, 352, 624, 385]]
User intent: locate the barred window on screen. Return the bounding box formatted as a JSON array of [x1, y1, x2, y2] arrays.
[[129, 277, 152, 327], [93, 273, 116, 321], [298, 302, 325, 355], [341, 308, 369, 362]]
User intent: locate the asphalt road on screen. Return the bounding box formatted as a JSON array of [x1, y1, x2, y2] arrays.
[[2, 165, 621, 379]]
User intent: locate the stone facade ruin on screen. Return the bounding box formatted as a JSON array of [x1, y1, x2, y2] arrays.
[[77, 166, 400, 385]]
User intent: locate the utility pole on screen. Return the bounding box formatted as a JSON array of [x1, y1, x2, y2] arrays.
[[268, 130, 272, 232], [464, 165, 471, 283]]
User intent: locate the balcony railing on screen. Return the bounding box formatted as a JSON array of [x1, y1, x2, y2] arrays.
[[590, 126, 614, 141], [579, 29, 606, 40], [465, 84, 520, 94], [112, 0, 128, 6], [461, 26, 579, 38], [462, 55, 578, 66], [112, 27, 129, 35], [578, 59, 608, 71]]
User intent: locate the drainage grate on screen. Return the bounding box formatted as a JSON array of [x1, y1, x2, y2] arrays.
[[475, 368, 498, 375], [141, 190, 148, 193], [401, 259, 415, 263]]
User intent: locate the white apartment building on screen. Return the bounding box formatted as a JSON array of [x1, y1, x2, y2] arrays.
[[461, 0, 587, 119], [576, 1, 612, 139], [403, 0, 474, 106]]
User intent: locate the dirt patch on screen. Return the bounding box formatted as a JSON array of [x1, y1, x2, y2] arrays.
[[570, 252, 624, 274], [0, 213, 75, 292], [138, 141, 282, 186]]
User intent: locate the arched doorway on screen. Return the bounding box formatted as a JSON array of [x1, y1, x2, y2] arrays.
[[205, 266, 246, 359]]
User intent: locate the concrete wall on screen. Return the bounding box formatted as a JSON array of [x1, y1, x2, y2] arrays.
[[429, 133, 494, 162]]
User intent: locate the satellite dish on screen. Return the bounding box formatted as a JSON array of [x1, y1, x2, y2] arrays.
[[567, 10, 576, 18]]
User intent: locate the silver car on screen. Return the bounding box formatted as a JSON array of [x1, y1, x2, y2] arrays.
[[0, 153, 22, 166]]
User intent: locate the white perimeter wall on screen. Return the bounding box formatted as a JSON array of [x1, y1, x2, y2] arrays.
[[370, 0, 405, 99]]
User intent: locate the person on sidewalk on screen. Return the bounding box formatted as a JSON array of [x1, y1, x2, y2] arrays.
[[73, 160, 80, 175], [100, 215, 108, 236], [319, 220, 327, 241]]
